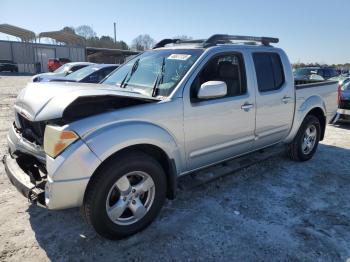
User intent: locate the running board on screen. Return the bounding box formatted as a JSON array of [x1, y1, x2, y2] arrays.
[[178, 145, 286, 190]]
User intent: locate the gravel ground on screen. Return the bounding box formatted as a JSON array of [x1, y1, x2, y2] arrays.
[[0, 75, 349, 262]]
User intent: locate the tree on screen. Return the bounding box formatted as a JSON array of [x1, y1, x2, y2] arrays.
[[131, 34, 155, 51], [75, 25, 96, 39], [62, 26, 75, 34], [85, 35, 129, 50], [116, 40, 129, 50], [99, 35, 116, 48], [60, 24, 130, 50]]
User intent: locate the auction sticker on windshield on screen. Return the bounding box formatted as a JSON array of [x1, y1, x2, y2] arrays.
[[167, 54, 191, 60]]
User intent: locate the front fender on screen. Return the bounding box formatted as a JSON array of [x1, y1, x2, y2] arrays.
[[81, 121, 183, 174], [284, 95, 326, 143]]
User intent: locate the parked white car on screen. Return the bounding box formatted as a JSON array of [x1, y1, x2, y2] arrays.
[[31, 62, 94, 82]]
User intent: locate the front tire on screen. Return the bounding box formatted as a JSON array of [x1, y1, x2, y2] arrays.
[[82, 152, 167, 239], [288, 115, 321, 161]]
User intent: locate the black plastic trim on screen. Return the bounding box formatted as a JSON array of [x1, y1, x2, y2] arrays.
[[295, 80, 338, 90], [167, 159, 177, 200]]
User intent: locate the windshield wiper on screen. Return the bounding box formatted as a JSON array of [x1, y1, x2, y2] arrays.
[[120, 58, 140, 89], [119, 73, 129, 88], [152, 57, 165, 97]]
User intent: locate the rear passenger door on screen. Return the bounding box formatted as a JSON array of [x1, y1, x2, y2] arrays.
[[252, 52, 294, 149]]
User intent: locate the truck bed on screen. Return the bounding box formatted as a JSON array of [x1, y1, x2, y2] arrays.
[[295, 80, 338, 121]]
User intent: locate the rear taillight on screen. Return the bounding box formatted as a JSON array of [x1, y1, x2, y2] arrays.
[[337, 84, 341, 107]]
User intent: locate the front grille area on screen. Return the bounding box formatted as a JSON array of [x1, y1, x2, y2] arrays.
[[16, 113, 45, 145], [339, 99, 350, 110]]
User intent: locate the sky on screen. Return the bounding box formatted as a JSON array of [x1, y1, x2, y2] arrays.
[[1, 0, 349, 64]]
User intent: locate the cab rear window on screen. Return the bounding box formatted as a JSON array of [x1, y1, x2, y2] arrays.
[[253, 53, 285, 92]]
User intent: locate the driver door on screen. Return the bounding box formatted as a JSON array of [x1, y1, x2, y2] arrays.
[[183, 52, 256, 170]]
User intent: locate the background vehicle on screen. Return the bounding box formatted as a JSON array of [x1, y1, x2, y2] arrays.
[[329, 75, 350, 121], [3, 34, 338, 239], [48, 58, 71, 72], [338, 79, 350, 120], [32, 62, 94, 82], [341, 70, 350, 77], [336, 69, 350, 77], [294, 66, 339, 81], [40, 64, 119, 83], [0, 60, 18, 72]]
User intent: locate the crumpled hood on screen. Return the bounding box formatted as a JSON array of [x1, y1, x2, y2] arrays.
[[14, 82, 159, 122]]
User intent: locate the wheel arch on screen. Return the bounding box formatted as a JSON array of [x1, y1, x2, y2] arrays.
[[285, 95, 327, 143], [305, 107, 326, 140], [84, 143, 178, 204]]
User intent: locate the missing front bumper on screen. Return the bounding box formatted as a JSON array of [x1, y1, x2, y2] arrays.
[[2, 154, 46, 206]]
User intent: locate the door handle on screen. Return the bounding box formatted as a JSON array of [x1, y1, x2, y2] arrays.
[[241, 103, 254, 111], [282, 96, 292, 104]]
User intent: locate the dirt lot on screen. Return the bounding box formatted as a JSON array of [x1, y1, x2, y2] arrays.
[[0, 75, 349, 262]]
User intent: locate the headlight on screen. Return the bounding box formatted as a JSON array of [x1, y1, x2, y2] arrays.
[[44, 125, 79, 158]]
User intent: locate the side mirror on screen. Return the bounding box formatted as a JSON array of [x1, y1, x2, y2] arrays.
[[197, 81, 227, 99]]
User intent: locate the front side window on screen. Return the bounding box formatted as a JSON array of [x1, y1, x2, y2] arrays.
[[103, 49, 203, 97], [191, 53, 247, 101], [253, 53, 285, 92]]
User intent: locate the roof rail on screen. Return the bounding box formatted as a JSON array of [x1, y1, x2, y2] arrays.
[[153, 34, 279, 49], [153, 39, 180, 49]]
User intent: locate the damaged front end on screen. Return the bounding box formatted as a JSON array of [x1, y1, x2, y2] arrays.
[[5, 114, 48, 205], [3, 153, 47, 205], [4, 83, 160, 208]]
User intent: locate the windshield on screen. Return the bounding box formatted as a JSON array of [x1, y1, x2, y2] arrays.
[[54, 64, 69, 73], [65, 65, 98, 81], [102, 49, 203, 97]]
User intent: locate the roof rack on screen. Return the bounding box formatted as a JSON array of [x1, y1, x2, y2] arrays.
[[153, 39, 180, 49], [153, 34, 279, 49]]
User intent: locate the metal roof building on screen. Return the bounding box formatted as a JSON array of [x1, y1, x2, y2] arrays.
[[0, 24, 138, 73], [0, 24, 35, 42], [0, 24, 86, 73], [86, 47, 139, 64], [39, 30, 86, 45]]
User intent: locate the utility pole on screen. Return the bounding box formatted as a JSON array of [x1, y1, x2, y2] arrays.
[[113, 22, 116, 44]]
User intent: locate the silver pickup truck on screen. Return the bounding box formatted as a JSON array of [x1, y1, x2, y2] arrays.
[[3, 35, 338, 239]]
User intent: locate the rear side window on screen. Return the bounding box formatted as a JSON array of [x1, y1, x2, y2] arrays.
[[70, 65, 86, 72], [253, 53, 285, 92]]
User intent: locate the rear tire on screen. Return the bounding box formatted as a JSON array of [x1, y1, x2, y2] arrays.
[[288, 115, 321, 161], [82, 152, 167, 239]]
